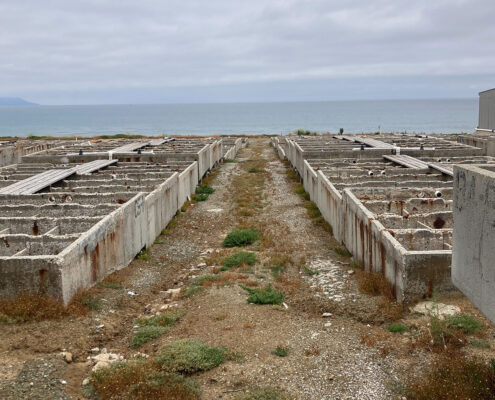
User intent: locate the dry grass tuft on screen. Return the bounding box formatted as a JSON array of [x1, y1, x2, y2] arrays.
[[407, 353, 495, 400], [91, 360, 200, 400], [304, 346, 321, 356], [0, 291, 93, 324], [355, 270, 394, 300]]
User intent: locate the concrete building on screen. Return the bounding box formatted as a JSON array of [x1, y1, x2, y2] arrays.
[[452, 164, 495, 323], [0, 137, 245, 305], [274, 133, 493, 301], [478, 88, 495, 132], [457, 89, 495, 156]]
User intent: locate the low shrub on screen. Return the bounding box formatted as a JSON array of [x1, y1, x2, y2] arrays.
[[131, 326, 169, 348], [448, 314, 483, 334], [355, 270, 394, 300], [157, 339, 227, 374], [195, 184, 215, 195], [240, 284, 284, 305], [305, 202, 321, 218], [0, 294, 88, 324], [137, 248, 151, 260], [236, 387, 290, 400], [192, 193, 209, 202], [222, 229, 259, 247], [272, 346, 289, 357], [248, 167, 262, 173], [91, 360, 200, 400], [388, 323, 406, 333], [223, 252, 258, 269], [407, 354, 495, 400], [132, 312, 183, 347]]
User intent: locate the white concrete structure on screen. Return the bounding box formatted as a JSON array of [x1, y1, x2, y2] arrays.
[[452, 164, 495, 323]]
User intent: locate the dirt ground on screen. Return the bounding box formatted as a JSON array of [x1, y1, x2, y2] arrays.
[[1, 137, 494, 399]]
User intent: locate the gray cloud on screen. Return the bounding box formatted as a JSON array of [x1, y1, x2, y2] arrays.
[[1, 0, 494, 103]]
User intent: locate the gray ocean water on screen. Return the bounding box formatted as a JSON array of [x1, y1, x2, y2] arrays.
[[0, 99, 478, 137]]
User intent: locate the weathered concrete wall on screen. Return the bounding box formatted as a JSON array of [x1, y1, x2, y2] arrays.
[[0, 142, 61, 167], [452, 164, 495, 323], [178, 162, 199, 207], [316, 170, 343, 242]]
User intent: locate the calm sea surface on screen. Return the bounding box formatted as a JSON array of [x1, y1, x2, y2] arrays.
[[0, 99, 477, 137]]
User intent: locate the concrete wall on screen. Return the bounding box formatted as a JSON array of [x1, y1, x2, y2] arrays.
[[453, 164, 495, 323], [0, 142, 60, 167]]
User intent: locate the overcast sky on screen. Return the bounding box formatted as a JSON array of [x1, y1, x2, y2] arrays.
[[1, 0, 494, 105]]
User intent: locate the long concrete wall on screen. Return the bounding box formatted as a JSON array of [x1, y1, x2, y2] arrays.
[[452, 164, 495, 323], [0, 142, 62, 167]]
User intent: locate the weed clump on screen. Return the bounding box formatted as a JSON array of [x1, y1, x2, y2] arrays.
[[0, 293, 90, 324], [192, 193, 209, 202], [157, 339, 227, 374], [240, 284, 284, 305], [223, 252, 258, 269], [293, 129, 318, 136], [222, 228, 259, 247], [448, 314, 483, 334], [131, 312, 183, 348], [132, 326, 168, 348], [305, 201, 321, 218], [91, 360, 200, 400], [388, 323, 406, 333], [303, 266, 319, 276], [272, 346, 289, 357], [407, 354, 495, 400], [355, 270, 394, 299], [248, 167, 262, 173], [137, 248, 151, 260], [236, 387, 290, 400], [82, 296, 102, 311], [195, 184, 215, 195]]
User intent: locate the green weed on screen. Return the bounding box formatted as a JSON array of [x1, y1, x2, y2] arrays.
[[222, 229, 259, 247], [272, 346, 289, 357], [223, 252, 258, 269], [448, 314, 483, 334], [157, 339, 228, 374], [195, 184, 215, 195], [388, 323, 406, 333], [240, 284, 284, 305]]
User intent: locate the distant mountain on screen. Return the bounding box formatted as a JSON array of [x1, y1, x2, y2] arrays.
[[0, 97, 38, 106]]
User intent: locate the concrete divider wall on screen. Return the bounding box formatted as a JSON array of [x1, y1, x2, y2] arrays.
[[303, 160, 318, 202], [0, 142, 61, 167], [178, 162, 199, 207], [58, 192, 148, 304], [342, 189, 407, 299], [452, 164, 495, 323], [316, 171, 343, 242]]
